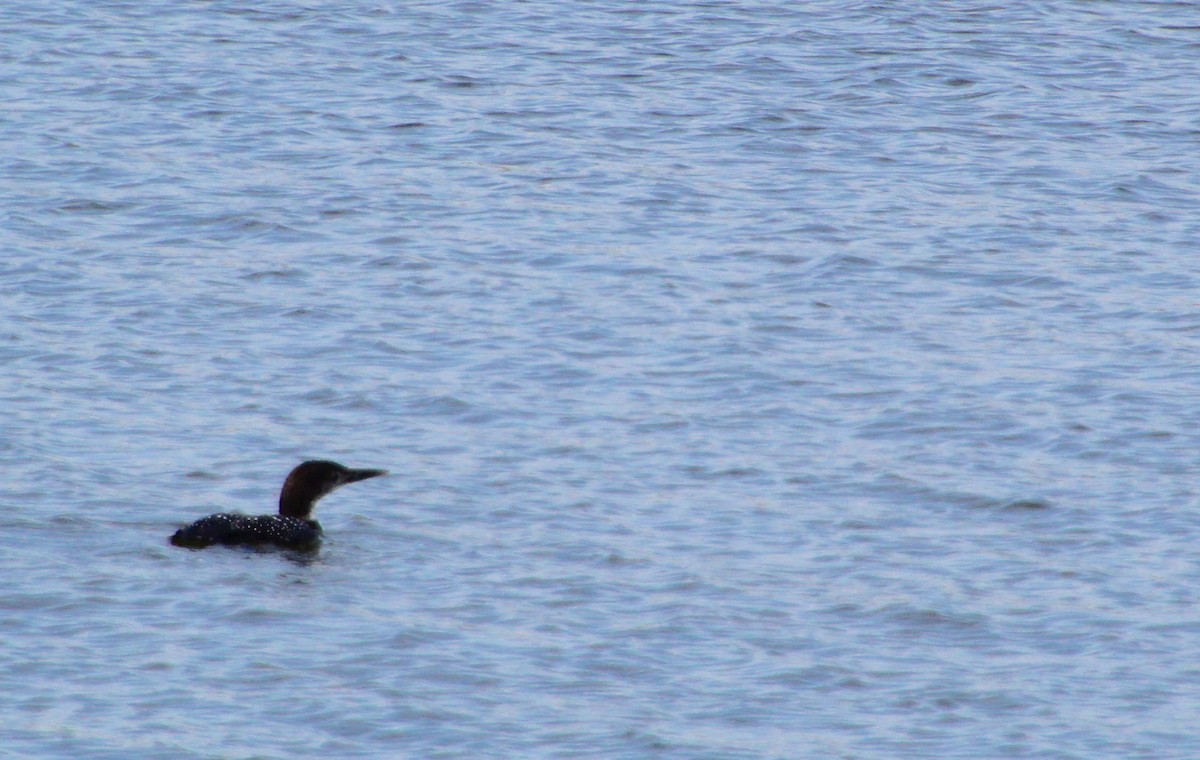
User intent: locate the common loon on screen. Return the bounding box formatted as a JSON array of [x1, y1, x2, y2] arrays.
[[170, 460, 387, 549]]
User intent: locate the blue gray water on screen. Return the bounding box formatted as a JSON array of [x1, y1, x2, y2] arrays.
[[3, 1, 1200, 757]]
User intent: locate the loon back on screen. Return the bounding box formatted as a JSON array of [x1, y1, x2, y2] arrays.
[[170, 460, 387, 550], [170, 513, 322, 549]]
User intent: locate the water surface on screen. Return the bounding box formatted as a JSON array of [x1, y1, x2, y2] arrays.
[[3, 1, 1200, 758]]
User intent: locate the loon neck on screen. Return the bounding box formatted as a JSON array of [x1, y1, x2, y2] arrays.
[[278, 477, 324, 518], [279, 497, 317, 519]]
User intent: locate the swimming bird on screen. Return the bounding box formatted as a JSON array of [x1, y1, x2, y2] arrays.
[[170, 460, 387, 549]]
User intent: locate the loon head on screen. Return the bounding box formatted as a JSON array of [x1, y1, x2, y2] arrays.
[[278, 460, 388, 518]]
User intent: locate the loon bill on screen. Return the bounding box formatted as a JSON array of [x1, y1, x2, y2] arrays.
[[170, 460, 387, 550]]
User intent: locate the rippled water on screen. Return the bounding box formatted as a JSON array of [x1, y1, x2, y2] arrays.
[[4, 1, 1200, 758]]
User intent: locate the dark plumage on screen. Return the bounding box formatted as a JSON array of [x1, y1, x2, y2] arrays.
[[170, 460, 387, 550]]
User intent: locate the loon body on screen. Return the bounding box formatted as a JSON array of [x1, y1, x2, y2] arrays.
[[170, 460, 387, 549]]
